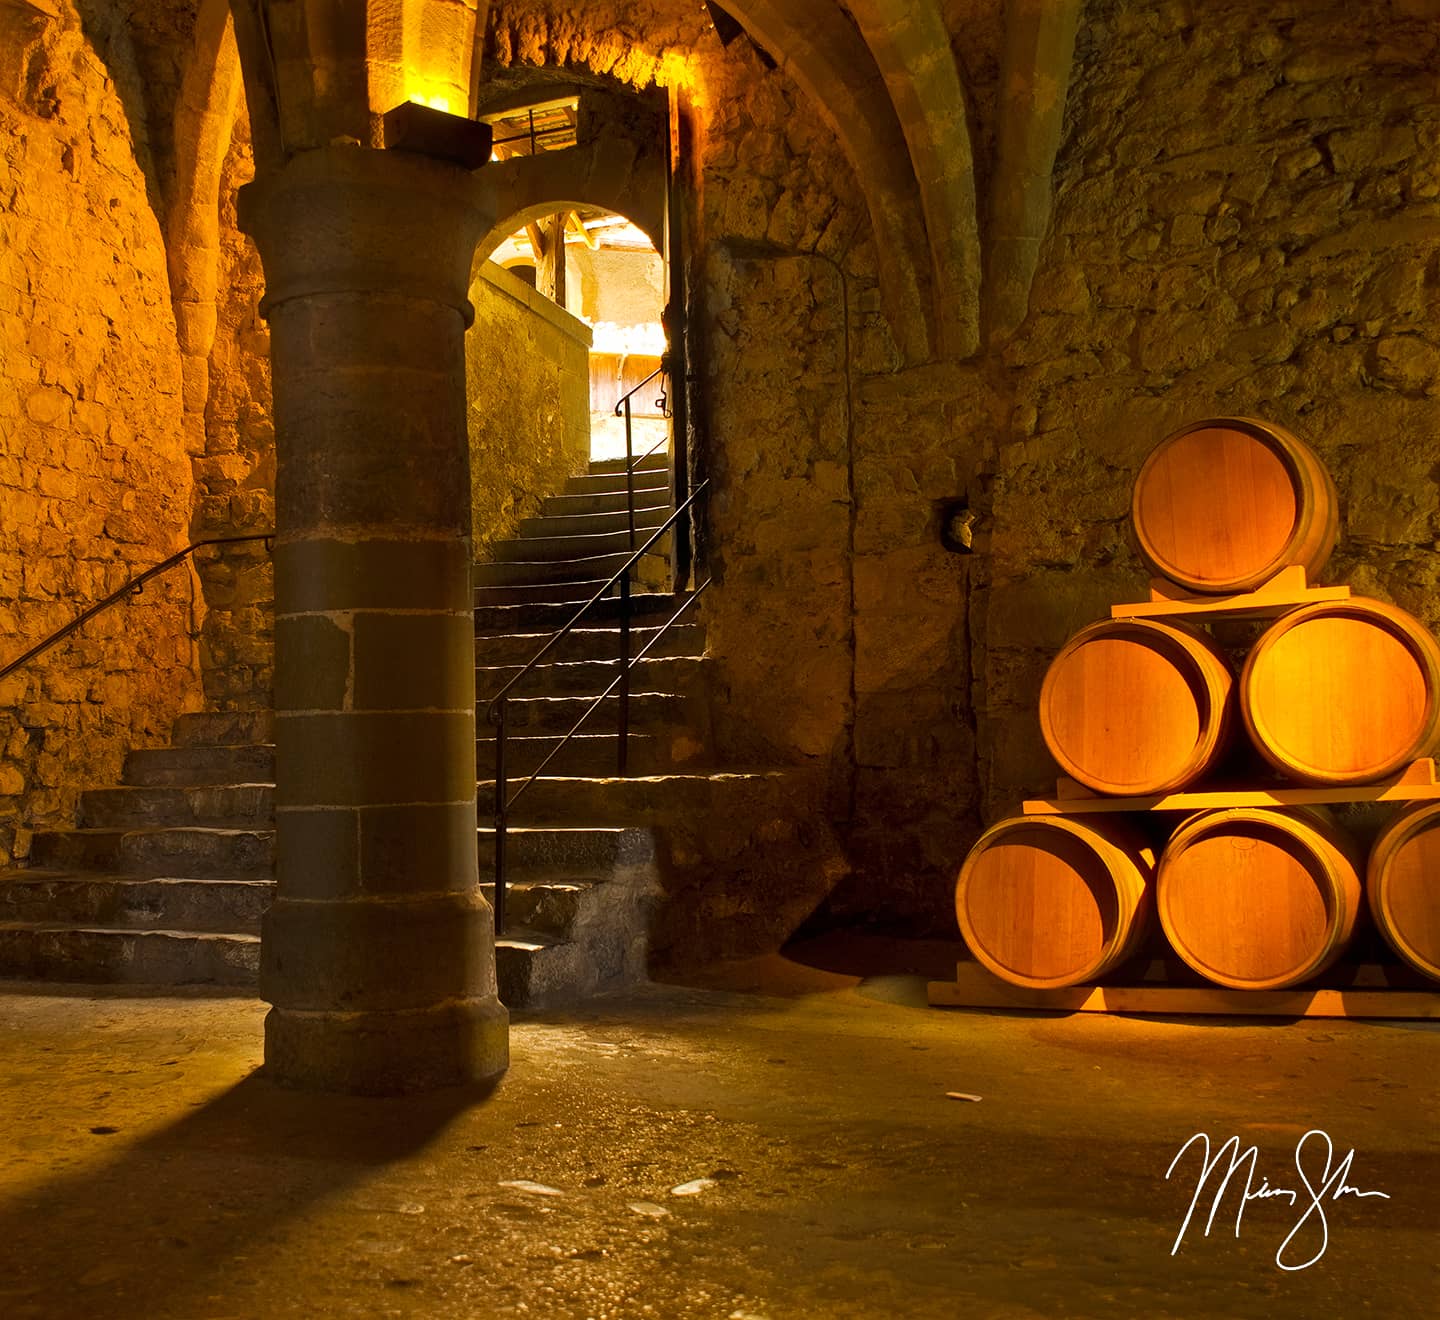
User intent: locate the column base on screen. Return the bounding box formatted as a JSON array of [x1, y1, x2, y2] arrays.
[[263, 997, 509, 1095]]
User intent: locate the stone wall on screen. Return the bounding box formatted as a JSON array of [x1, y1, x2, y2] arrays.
[[192, 112, 275, 711], [0, 0, 196, 866], [467, 260, 592, 551]]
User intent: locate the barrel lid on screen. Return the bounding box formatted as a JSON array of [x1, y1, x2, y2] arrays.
[[1242, 597, 1440, 784], [1367, 802, 1440, 979], [1131, 416, 1326, 593], [1158, 809, 1346, 989], [958, 818, 1125, 989], [1040, 617, 1229, 796]]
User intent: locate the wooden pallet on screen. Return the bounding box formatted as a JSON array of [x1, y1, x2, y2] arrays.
[[1022, 758, 1440, 816], [1109, 564, 1349, 621], [927, 961, 1440, 1019]]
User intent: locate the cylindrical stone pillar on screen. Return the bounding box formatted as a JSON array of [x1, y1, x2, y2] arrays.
[[238, 146, 507, 1093]]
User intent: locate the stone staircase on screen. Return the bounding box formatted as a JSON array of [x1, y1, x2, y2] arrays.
[[0, 452, 734, 1008]]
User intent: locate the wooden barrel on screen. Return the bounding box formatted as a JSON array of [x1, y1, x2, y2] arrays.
[[1039, 617, 1233, 796], [1130, 417, 1338, 594], [1240, 597, 1440, 785], [956, 814, 1155, 989], [1157, 807, 1362, 990], [1366, 802, 1440, 983]]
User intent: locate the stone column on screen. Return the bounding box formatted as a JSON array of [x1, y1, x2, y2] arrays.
[[238, 145, 507, 1093]]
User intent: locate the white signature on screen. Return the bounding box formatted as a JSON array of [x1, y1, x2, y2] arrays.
[[1166, 1130, 1390, 1271]]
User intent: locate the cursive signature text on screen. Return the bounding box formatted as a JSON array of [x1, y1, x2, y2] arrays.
[[1166, 1129, 1390, 1270]]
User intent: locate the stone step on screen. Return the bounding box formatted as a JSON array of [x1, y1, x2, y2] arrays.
[[172, 710, 273, 748], [563, 471, 669, 499], [474, 622, 705, 667], [29, 827, 275, 880], [0, 870, 273, 934], [475, 825, 656, 881], [476, 732, 699, 780], [78, 784, 275, 831], [494, 926, 644, 1010], [490, 524, 670, 564], [519, 505, 668, 541], [472, 552, 636, 588], [479, 877, 607, 937], [472, 578, 614, 608], [476, 771, 782, 826], [588, 453, 670, 476], [498, 692, 688, 734], [125, 743, 275, 788], [0, 923, 260, 986], [541, 489, 669, 519], [473, 592, 682, 635], [475, 655, 706, 702]]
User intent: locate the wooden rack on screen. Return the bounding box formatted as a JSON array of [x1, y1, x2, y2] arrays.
[[929, 567, 1440, 1021], [1108, 564, 1349, 621], [928, 961, 1440, 1019]]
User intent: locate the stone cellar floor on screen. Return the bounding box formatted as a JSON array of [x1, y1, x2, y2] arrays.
[[0, 936, 1434, 1319]]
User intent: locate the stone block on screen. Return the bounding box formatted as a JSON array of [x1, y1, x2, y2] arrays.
[[351, 610, 474, 712], [275, 711, 476, 809], [260, 890, 496, 1012], [273, 615, 351, 711]]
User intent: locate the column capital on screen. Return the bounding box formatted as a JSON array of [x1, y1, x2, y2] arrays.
[[238, 145, 494, 325]]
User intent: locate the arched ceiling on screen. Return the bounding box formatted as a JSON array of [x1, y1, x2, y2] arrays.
[[215, 0, 1082, 365]]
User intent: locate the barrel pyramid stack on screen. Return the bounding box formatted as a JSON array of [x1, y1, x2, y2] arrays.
[[956, 417, 1440, 999]]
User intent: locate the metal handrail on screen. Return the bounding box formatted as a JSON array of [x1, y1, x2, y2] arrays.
[[612, 362, 668, 419], [486, 481, 708, 934], [613, 362, 670, 549], [0, 533, 275, 684]]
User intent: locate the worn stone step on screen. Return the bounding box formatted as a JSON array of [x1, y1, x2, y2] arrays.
[[0, 871, 273, 934], [124, 743, 275, 788], [587, 453, 670, 476], [476, 655, 706, 702], [490, 525, 669, 564], [563, 470, 669, 498], [30, 827, 275, 880], [472, 578, 614, 608], [473, 592, 682, 635], [475, 825, 656, 881], [79, 784, 275, 830], [472, 552, 636, 588], [473, 622, 706, 667], [0, 923, 260, 986], [478, 877, 605, 937], [541, 489, 669, 519], [495, 926, 644, 1010], [519, 505, 668, 541], [476, 732, 699, 780], [476, 771, 784, 826], [172, 710, 273, 748], [497, 692, 688, 735]]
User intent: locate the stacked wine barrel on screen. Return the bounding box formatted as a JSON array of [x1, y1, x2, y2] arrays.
[[957, 417, 1440, 994]]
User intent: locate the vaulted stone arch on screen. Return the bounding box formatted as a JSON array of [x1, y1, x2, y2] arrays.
[[474, 144, 667, 272], [227, 0, 486, 159], [986, 0, 1083, 344], [166, 0, 243, 449], [843, 0, 981, 360], [716, 0, 937, 364]]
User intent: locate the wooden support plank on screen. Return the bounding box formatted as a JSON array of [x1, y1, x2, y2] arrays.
[[1109, 565, 1351, 622], [1024, 760, 1440, 815], [927, 962, 1440, 1019]]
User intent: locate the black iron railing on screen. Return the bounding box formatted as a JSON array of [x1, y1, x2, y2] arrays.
[[0, 534, 275, 684], [614, 362, 670, 550], [485, 482, 709, 934]]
